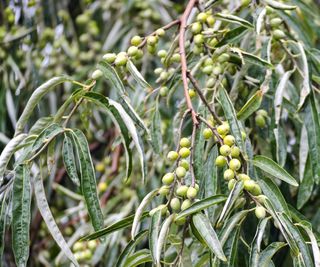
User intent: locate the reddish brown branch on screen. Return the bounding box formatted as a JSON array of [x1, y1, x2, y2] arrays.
[[179, 0, 199, 125]]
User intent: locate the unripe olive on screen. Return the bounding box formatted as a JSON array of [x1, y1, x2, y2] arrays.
[[194, 34, 204, 45], [180, 138, 191, 148], [208, 37, 218, 47], [181, 199, 192, 210], [179, 147, 190, 158], [251, 184, 262, 196], [157, 50, 167, 58], [241, 131, 247, 140], [219, 145, 231, 156], [229, 158, 241, 171], [213, 65, 222, 75], [159, 185, 170, 195], [171, 53, 181, 63], [244, 180, 255, 191], [206, 15, 215, 26], [83, 249, 93, 260], [159, 86, 168, 96], [175, 217, 186, 225], [231, 146, 240, 158], [217, 53, 230, 63], [203, 128, 213, 139], [170, 198, 181, 211], [257, 109, 268, 117], [270, 18, 282, 27], [266, 6, 274, 15], [147, 36, 158, 45], [176, 185, 188, 197], [194, 183, 200, 192], [193, 45, 203, 55], [154, 67, 163, 75], [217, 124, 230, 136], [115, 53, 128, 66], [76, 14, 90, 26], [95, 162, 105, 172], [127, 46, 138, 57], [189, 89, 196, 98], [255, 115, 266, 128], [131, 35, 142, 46], [156, 28, 165, 37], [87, 240, 97, 250], [179, 160, 190, 171], [238, 173, 250, 181], [206, 77, 216, 88], [98, 182, 108, 192], [223, 135, 235, 147], [162, 173, 175, 185], [102, 53, 116, 63], [228, 179, 236, 190], [158, 204, 168, 216], [91, 69, 103, 80], [241, 0, 251, 7], [167, 151, 179, 161], [223, 169, 235, 180], [187, 187, 198, 199], [273, 29, 286, 40], [204, 58, 213, 66], [73, 241, 84, 252], [191, 22, 202, 34], [215, 155, 227, 167], [176, 166, 187, 178], [256, 194, 267, 204], [255, 206, 266, 219], [197, 12, 208, 23], [203, 65, 213, 75], [160, 71, 169, 81], [134, 49, 144, 60], [147, 44, 156, 54]]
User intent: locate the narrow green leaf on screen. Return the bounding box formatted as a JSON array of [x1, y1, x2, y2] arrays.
[[237, 90, 263, 120], [230, 48, 273, 68], [216, 26, 248, 47], [297, 158, 313, 209], [149, 210, 161, 262], [192, 213, 227, 262], [116, 230, 148, 267], [264, 0, 297, 10], [126, 60, 152, 90], [273, 127, 287, 167], [81, 212, 149, 241], [12, 165, 31, 267], [131, 189, 158, 239], [218, 86, 245, 154], [299, 125, 308, 182], [252, 155, 298, 186], [0, 191, 8, 266], [227, 226, 240, 267], [71, 129, 104, 231], [156, 214, 175, 265], [256, 8, 266, 34], [124, 249, 152, 267], [214, 13, 253, 28], [33, 174, 79, 266], [150, 102, 162, 154], [32, 123, 64, 152], [218, 181, 243, 224], [62, 134, 80, 186], [176, 195, 226, 220], [28, 117, 54, 136], [258, 242, 286, 267]]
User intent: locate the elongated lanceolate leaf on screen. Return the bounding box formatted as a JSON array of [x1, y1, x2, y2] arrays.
[[124, 249, 152, 267], [264, 0, 296, 10], [149, 210, 161, 262], [0, 191, 9, 266], [258, 242, 286, 267], [214, 13, 253, 28], [237, 90, 263, 120], [150, 102, 162, 154], [62, 134, 80, 186], [126, 60, 152, 90], [32, 123, 64, 152]]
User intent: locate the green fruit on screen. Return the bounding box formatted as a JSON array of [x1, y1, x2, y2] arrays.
[[167, 151, 179, 161], [154, 67, 163, 75], [255, 115, 266, 128], [158, 204, 168, 216], [217, 53, 230, 63], [270, 18, 282, 27], [238, 173, 250, 181], [217, 124, 230, 136], [244, 180, 255, 191], [159, 185, 170, 195], [179, 160, 190, 171], [241, 0, 251, 7], [191, 22, 202, 34], [206, 78, 216, 88], [204, 58, 213, 66], [160, 71, 169, 81], [197, 12, 208, 22], [189, 89, 196, 98], [87, 240, 97, 250], [231, 146, 240, 158], [256, 195, 267, 204], [223, 135, 235, 147], [162, 173, 175, 185], [147, 36, 158, 45], [241, 131, 247, 140], [170, 198, 181, 211], [176, 185, 188, 197], [228, 179, 236, 190], [159, 86, 168, 96], [203, 65, 213, 75], [180, 138, 191, 148], [255, 206, 266, 219], [273, 29, 286, 40], [76, 14, 90, 26], [127, 46, 138, 57], [134, 49, 144, 60], [179, 147, 190, 158], [171, 53, 181, 63], [257, 109, 268, 117], [156, 28, 165, 37], [91, 69, 103, 80], [83, 249, 92, 260], [187, 187, 198, 199], [102, 53, 116, 63], [229, 158, 241, 171], [115, 53, 128, 66], [176, 166, 187, 178], [175, 217, 186, 225], [208, 37, 218, 47], [73, 241, 83, 252], [131, 35, 142, 46], [203, 128, 213, 139], [193, 45, 203, 55], [213, 65, 222, 75], [194, 183, 200, 192], [157, 49, 167, 58], [181, 199, 192, 210], [220, 145, 231, 156], [147, 44, 156, 54], [98, 182, 108, 192], [194, 34, 204, 45], [206, 15, 215, 26], [215, 155, 227, 167], [224, 169, 235, 180], [251, 184, 262, 196]]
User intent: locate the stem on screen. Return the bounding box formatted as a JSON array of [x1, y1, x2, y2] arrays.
[[179, 0, 199, 125]]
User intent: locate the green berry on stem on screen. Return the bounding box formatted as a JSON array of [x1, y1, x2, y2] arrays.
[[197, 12, 208, 22], [238, 173, 250, 181], [217, 124, 230, 136], [220, 145, 231, 156], [147, 35, 158, 45], [175, 217, 186, 225], [167, 151, 179, 161], [241, 131, 247, 140], [131, 35, 142, 46], [255, 115, 266, 128], [176, 185, 188, 197], [180, 138, 191, 148], [114, 53, 128, 66], [91, 69, 102, 80], [156, 28, 165, 37], [228, 179, 236, 190], [159, 185, 170, 195], [215, 155, 227, 167], [188, 89, 196, 98], [270, 18, 282, 27], [203, 128, 213, 139], [159, 86, 168, 97], [213, 65, 222, 75], [223, 135, 235, 146], [206, 15, 215, 26], [157, 49, 167, 58], [87, 240, 97, 250], [102, 53, 116, 63], [160, 71, 169, 81], [229, 158, 241, 171], [170, 198, 181, 211], [194, 34, 204, 45], [224, 169, 235, 180], [231, 146, 240, 158], [244, 180, 255, 191], [181, 199, 192, 210], [251, 184, 262, 196], [162, 173, 174, 185], [256, 195, 267, 204], [273, 29, 286, 40], [217, 53, 230, 63], [154, 67, 163, 75], [191, 22, 202, 34], [171, 53, 181, 63], [257, 109, 268, 117], [127, 46, 138, 57], [176, 166, 187, 178], [179, 147, 190, 158], [255, 206, 266, 219], [187, 187, 198, 199], [179, 160, 190, 171], [203, 65, 213, 75]]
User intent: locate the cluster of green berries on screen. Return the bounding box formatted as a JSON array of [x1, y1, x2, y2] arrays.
[[266, 8, 286, 40], [255, 109, 268, 128], [73, 240, 97, 262], [149, 137, 199, 225]]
